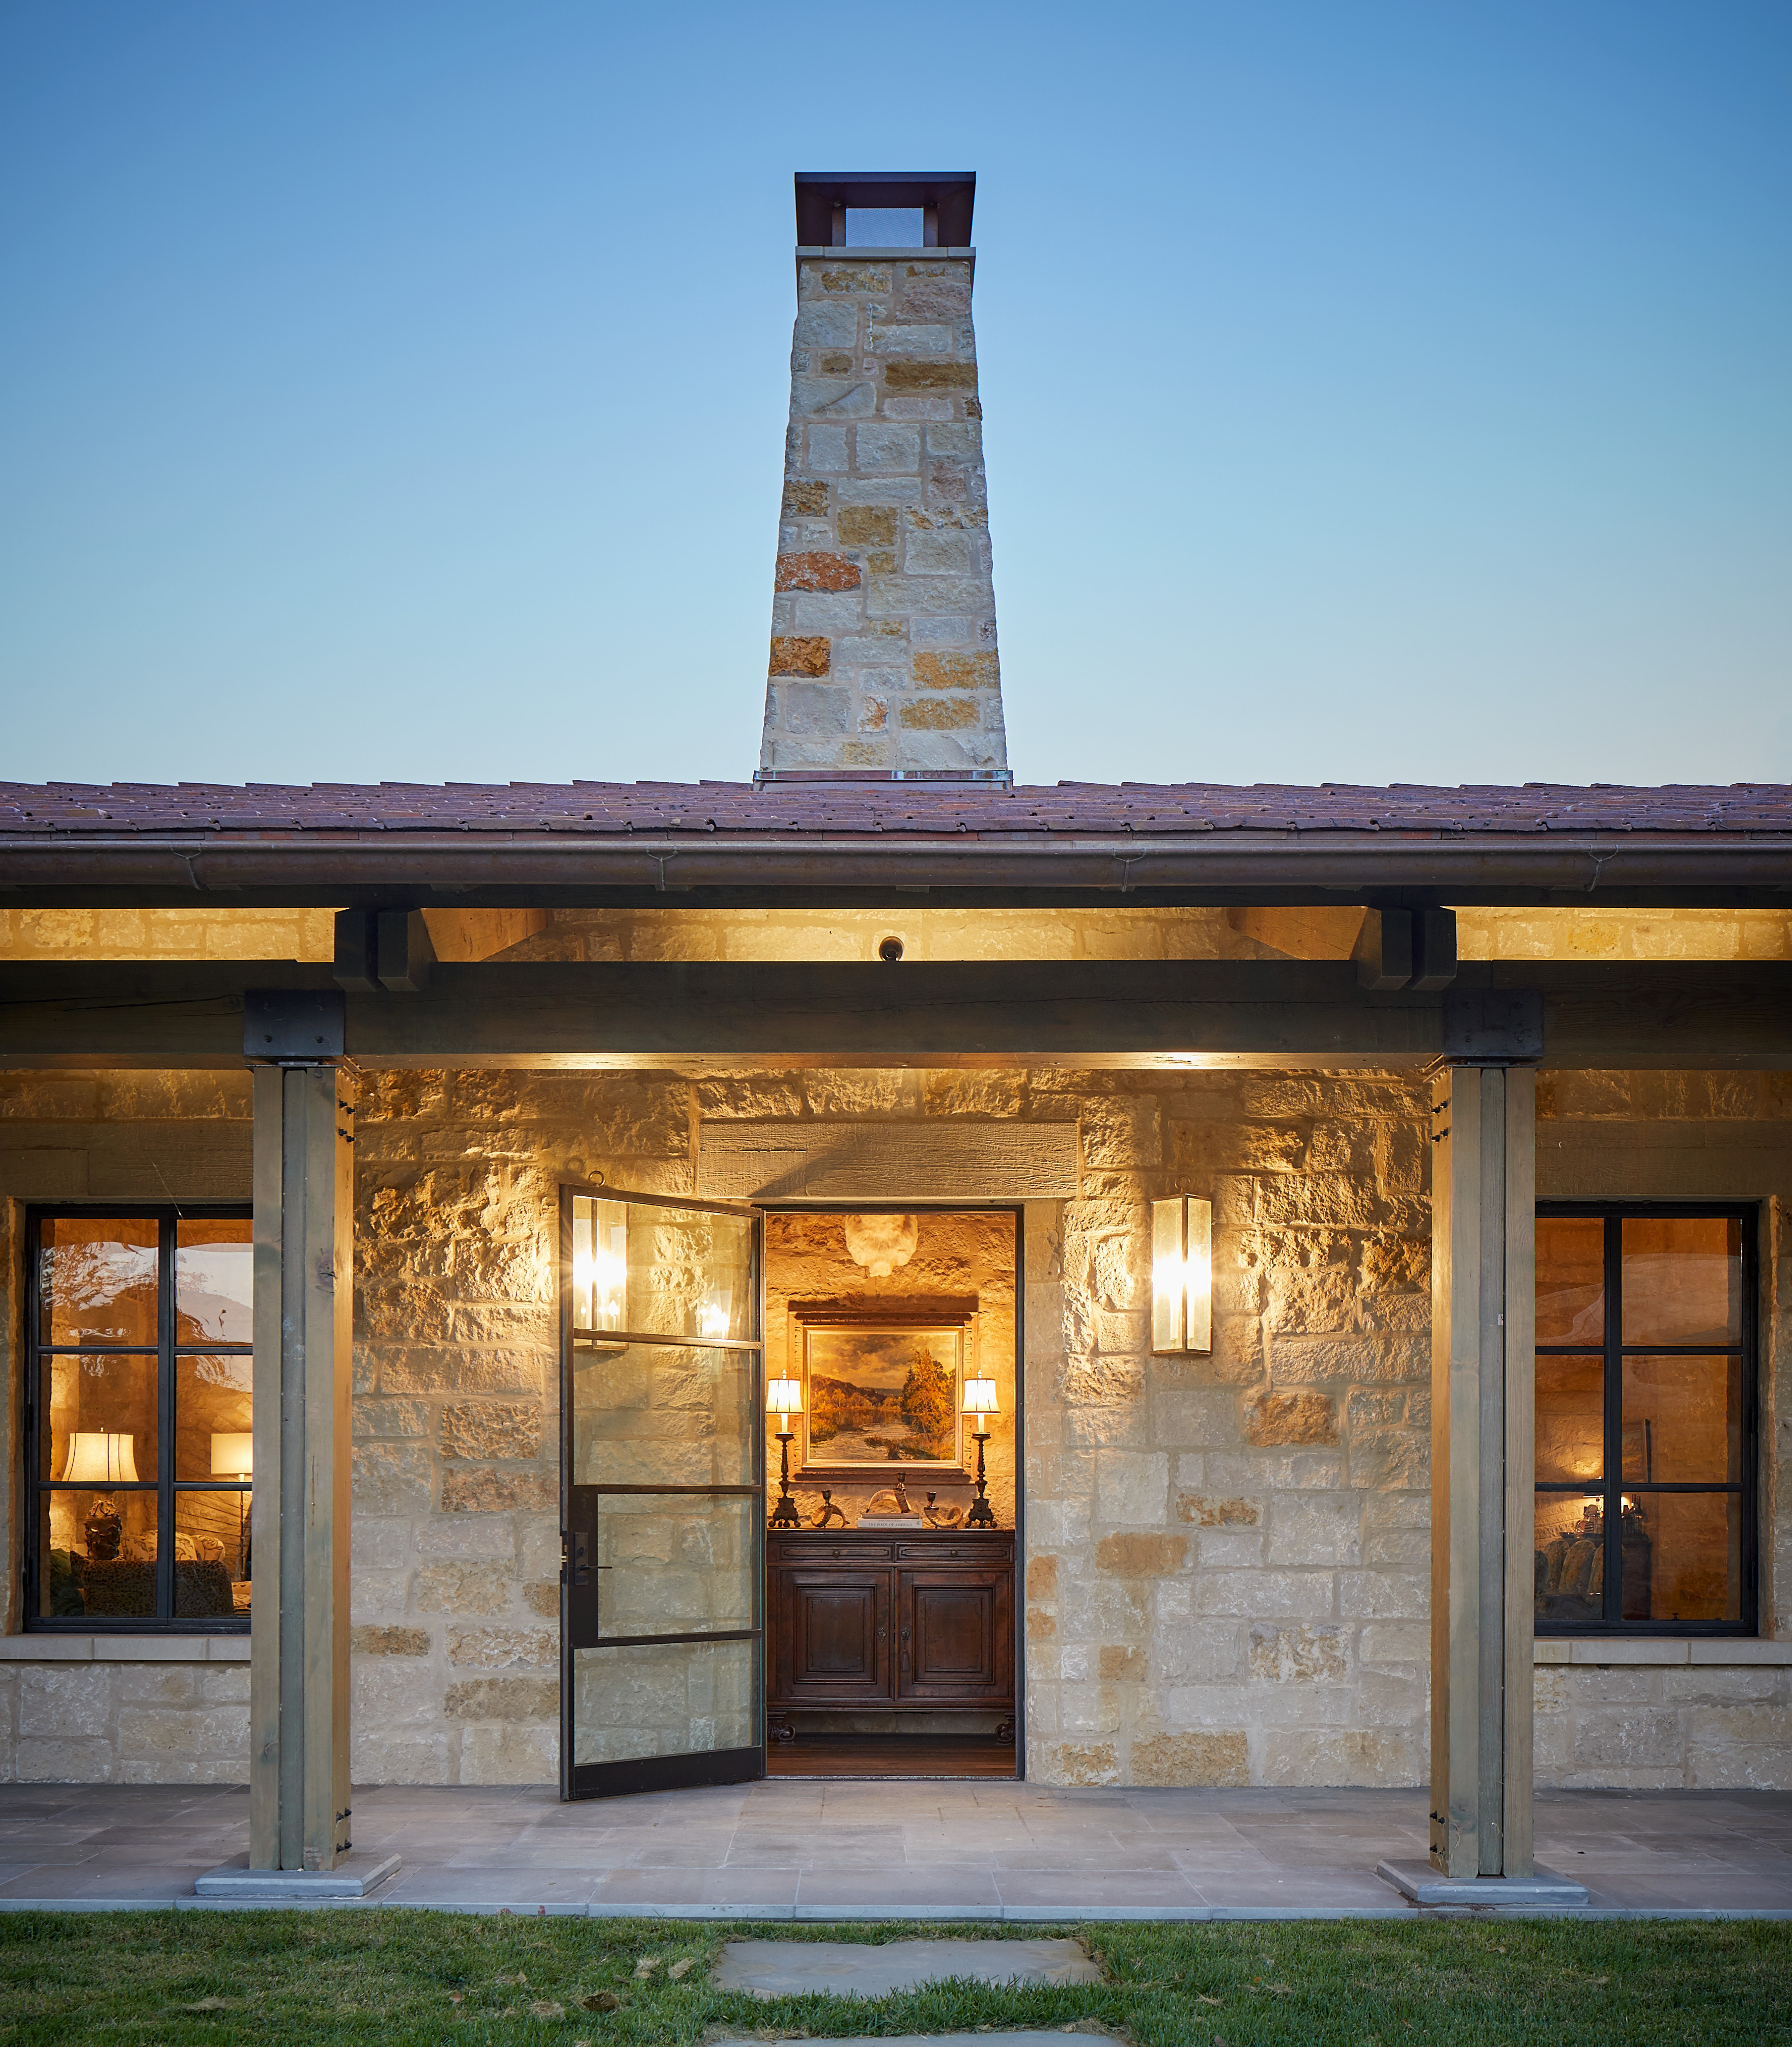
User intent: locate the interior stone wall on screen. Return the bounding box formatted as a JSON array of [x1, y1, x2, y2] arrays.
[[6, 902, 1787, 968], [761, 1207, 1017, 1530]]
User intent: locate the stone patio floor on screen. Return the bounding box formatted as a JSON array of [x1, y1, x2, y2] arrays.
[[1, 1780, 1789, 1919]]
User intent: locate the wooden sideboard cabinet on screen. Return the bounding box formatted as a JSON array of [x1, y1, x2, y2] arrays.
[[765, 1529, 1015, 1742]]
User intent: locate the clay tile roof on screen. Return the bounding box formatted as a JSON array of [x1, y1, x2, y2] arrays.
[[0, 778, 1787, 839]]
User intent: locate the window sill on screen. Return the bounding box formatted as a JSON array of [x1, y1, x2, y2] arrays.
[[1535, 1638, 1789, 1667], [1, 1634, 249, 1663]]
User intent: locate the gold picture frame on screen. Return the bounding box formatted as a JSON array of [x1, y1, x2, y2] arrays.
[[790, 1300, 977, 1482]]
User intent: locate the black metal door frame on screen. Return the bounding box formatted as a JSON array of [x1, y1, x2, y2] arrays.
[[558, 1182, 766, 1800]]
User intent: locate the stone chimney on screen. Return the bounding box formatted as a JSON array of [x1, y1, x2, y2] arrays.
[[757, 172, 1009, 782]]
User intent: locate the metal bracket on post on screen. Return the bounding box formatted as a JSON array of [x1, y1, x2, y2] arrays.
[[243, 989, 347, 1064], [1440, 987, 1543, 1063]]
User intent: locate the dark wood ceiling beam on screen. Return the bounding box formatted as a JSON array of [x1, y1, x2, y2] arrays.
[[2, 960, 1788, 1071]]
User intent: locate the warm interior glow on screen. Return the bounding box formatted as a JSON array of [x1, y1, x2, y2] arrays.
[[697, 1288, 733, 1341], [765, 1376, 804, 1422], [62, 1432, 138, 1485], [211, 1432, 253, 1480], [960, 1374, 1000, 1421]]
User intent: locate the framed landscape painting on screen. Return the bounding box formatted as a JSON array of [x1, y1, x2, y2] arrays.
[[794, 1311, 974, 1479]]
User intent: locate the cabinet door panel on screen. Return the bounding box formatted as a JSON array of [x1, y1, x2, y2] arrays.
[[781, 1572, 890, 1702], [897, 1570, 1012, 1700]]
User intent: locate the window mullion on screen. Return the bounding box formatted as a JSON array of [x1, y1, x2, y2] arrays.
[[158, 1213, 176, 1623], [1603, 1214, 1623, 1626]]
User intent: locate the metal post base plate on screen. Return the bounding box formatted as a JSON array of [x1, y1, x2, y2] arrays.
[[1376, 1859, 1590, 1908], [194, 1852, 402, 1899]]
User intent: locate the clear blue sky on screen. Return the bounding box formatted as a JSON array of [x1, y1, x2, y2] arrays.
[[2, 2, 1787, 790]]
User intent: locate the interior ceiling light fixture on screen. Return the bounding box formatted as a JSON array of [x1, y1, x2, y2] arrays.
[[843, 1212, 920, 1276]]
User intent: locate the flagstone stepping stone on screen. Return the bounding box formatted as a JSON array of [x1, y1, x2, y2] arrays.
[[715, 2037, 1096, 2047], [714, 1937, 1102, 2000]]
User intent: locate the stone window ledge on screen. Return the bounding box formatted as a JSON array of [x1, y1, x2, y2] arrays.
[[0, 1635, 249, 1664], [1535, 1638, 1790, 1668]]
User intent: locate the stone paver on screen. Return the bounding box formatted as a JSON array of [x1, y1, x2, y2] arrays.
[[714, 1937, 1100, 1998], [0, 1781, 1787, 1917], [715, 2038, 1091, 2046]]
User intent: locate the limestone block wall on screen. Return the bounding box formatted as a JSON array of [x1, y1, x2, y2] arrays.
[[0, 1640, 250, 1784], [761, 250, 1005, 773], [1533, 1640, 1792, 1789], [347, 1068, 694, 1785], [1006, 1070, 1435, 1789], [4, 1057, 1788, 1794]]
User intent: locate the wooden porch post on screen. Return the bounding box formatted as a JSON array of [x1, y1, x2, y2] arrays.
[[1428, 1062, 1535, 1879], [249, 1061, 355, 1872]]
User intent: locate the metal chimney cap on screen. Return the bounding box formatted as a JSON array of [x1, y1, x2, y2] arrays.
[[794, 172, 975, 248]]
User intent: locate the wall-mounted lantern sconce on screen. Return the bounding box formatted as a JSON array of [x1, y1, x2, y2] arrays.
[[1152, 1197, 1212, 1354], [571, 1196, 629, 1338], [766, 1376, 805, 1529]]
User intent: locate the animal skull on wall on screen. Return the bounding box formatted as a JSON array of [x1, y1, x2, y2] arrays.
[[842, 1212, 920, 1277]]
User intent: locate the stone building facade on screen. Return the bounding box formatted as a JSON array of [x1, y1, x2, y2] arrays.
[[759, 247, 1006, 775], [3, 1034, 1787, 1790], [3, 173, 1789, 1891]]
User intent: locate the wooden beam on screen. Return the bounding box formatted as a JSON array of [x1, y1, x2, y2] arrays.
[[1429, 1064, 1534, 1880], [250, 1061, 355, 1871], [1355, 908, 1415, 990], [421, 907, 549, 960], [1224, 905, 1365, 959], [376, 909, 435, 993], [2, 958, 1790, 1069]]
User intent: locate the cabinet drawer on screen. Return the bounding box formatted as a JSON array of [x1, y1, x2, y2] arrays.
[[895, 1541, 1013, 1565], [768, 1540, 892, 1566]]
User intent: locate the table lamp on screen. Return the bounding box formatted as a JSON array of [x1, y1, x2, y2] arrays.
[[765, 1377, 804, 1529], [212, 1432, 253, 1580], [961, 1374, 1000, 1528], [62, 1432, 138, 1561]]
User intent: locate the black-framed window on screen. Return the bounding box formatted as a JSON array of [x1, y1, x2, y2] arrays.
[[1535, 1203, 1756, 1636], [26, 1206, 252, 1632]]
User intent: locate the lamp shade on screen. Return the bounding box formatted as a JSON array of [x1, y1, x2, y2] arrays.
[[211, 1432, 253, 1479], [61, 1432, 138, 1484], [765, 1376, 804, 1419], [960, 1374, 1000, 1417]]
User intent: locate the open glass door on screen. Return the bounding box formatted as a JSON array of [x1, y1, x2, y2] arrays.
[[559, 1184, 763, 1799]]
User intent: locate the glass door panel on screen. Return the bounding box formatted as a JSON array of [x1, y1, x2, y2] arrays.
[[571, 1344, 756, 1488], [561, 1187, 763, 1799]]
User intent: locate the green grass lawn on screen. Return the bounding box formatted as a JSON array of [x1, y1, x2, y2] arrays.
[[0, 1912, 1786, 2045]]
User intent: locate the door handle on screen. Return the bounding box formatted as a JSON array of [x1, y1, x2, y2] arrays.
[[570, 1530, 591, 1585]]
